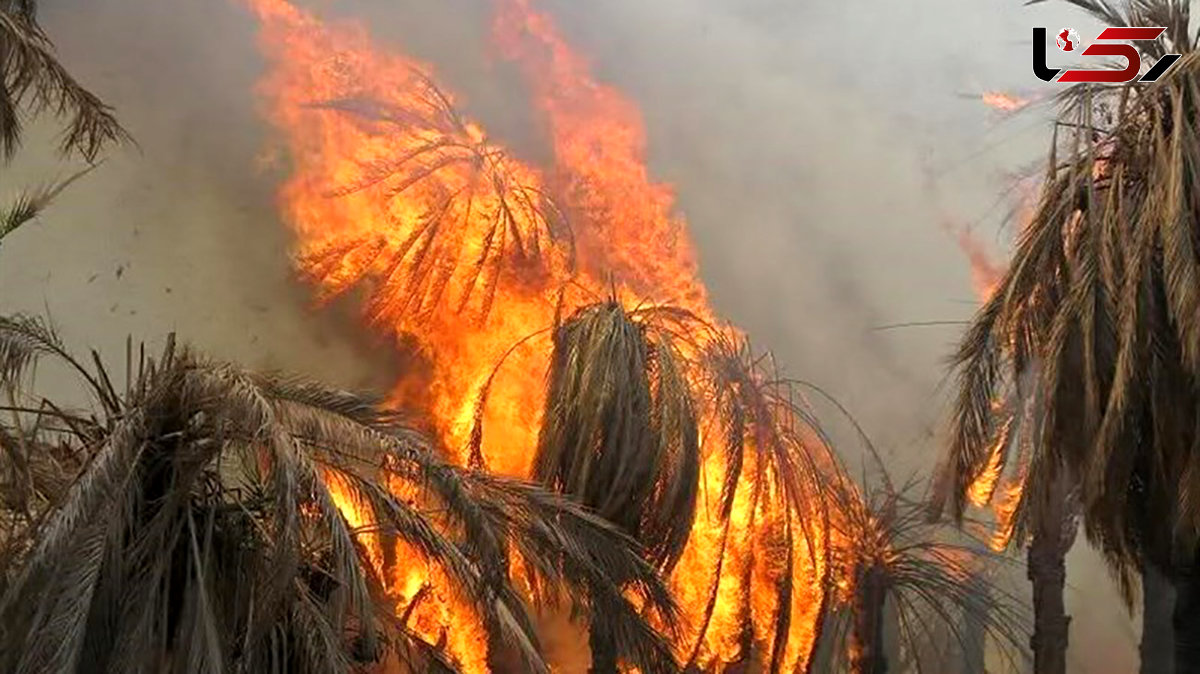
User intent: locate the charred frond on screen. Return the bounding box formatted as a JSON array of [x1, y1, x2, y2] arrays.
[[0, 2, 127, 160], [935, 0, 1200, 586], [298, 71, 573, 326], [0, 319, 678, 674]]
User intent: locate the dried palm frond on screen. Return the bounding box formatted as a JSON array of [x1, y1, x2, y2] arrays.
[[817, 467, 1030, 674], [0, 1, 127, 160], [0, 165, 95, 247], [533, 300, 700, 575], [297, 72, 572, 326], [0, 315, 678, 674], [933, 0, 1200, 588]]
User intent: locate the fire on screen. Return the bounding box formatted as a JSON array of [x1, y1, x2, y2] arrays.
[[948, 223, 1004, 301], [246, 0, 833, 670], [966, 421, 1007, 508], [990, 475, 1026, 552], [981, 91, 1031, 112], [953, 208, 1029, 552], [490, 0, 710, 316]]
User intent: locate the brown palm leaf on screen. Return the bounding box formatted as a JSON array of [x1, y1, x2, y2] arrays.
[[0, 165, 96, 247], [533, 299, 701, 575], [473, 297, 846, 672]]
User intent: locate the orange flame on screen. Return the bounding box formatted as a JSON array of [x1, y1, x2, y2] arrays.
[[966, 429, 1005, 508], [950, 224, 1004, 301], [953, 205, 1026, 552], [989, 477, 1025, 552], [981, 91, 1031, 113], [247, 0, 833, 670]]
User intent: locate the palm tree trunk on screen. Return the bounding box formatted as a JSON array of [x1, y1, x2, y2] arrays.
[[849, 564, 888, 674], [1173, 555, 1200, 674], [1028, 530, 1068, 674], [882, 589, 901, 670], [1141, 563, 1174, 674], [1028, 478, 1077, 674], [588, 624, 619, 674]]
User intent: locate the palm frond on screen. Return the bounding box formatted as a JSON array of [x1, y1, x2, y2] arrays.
[[296, 72, 573, 327], [533, 300, 701, 574], [688, 333, 844, 672], [0, 4, 127, 160], [0, 165, 96, 246], [817, 468, 1031, 673], [0, 322, 678, 673]]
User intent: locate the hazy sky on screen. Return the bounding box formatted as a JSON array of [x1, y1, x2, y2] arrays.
[[0, 0, 1138, 669]]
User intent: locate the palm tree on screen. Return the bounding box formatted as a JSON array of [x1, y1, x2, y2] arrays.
[[471, 298, 838, 672], [0, 314, 680, 672], [816, 461, 1028, 674], [930, 0, 1200, 670]]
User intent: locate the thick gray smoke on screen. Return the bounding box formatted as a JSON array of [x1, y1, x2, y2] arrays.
[[0, 0, 1136, 670]]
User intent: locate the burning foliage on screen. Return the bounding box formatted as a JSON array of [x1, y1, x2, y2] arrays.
[[246, 0, 844, 668], [935, 13, 1200, 673], [981, 91, 1032, 113], [296, 76, 572, 326], [532, 301, 700, 575], [0, 0, 1046, 671], [0, 315, 678, 673], [810, 413, 1029, 673], [469, 299, 845, 670]]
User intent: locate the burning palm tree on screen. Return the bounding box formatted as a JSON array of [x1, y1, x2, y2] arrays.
[[292, 74, 571, 328], [814, 434, 1028, 673], [0, 315, 679, 673], [932, 0, 1200, 669], [470, 298, 839, 672]]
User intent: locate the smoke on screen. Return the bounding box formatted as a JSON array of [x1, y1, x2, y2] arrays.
[[0, 0, 404, 393], [0, 0, 1134, 670]]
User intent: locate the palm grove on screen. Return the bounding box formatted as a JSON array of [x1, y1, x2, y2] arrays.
[[1, 0, 1197, 672]]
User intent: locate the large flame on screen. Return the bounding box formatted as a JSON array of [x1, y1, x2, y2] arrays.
[[246, 0, 832, 670]]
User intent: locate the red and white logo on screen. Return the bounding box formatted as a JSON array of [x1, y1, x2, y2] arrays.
[[1034, 26, 1181, 83], [1056, 27, 1081, 51]]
